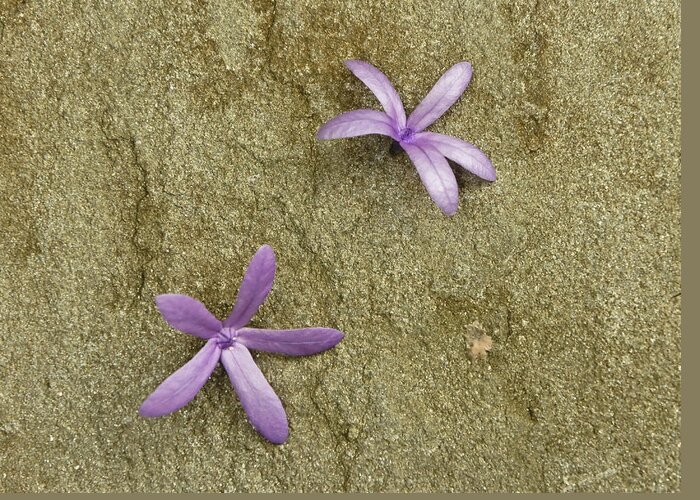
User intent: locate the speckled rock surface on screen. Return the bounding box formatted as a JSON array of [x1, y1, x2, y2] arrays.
[[0, 0, 680, 492]]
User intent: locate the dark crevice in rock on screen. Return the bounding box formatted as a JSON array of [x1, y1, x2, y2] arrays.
[[309, 358, 367, 492], [310, 378, 349, 489], [127, 135, 163, 305], [503, 0, 554, 153], [231, 138, 267, 168], [97, 107, 163, 306], [260, 0, 277, 51], [251, 1, 324, 203]]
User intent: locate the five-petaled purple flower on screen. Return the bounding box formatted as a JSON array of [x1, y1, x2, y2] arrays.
[[139, 245, 344, 444], [317, 60, 496, 216]]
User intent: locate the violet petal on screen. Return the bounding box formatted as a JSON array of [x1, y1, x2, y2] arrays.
[[139, 339, 221, 418], [221, 344, 289, 444], [155, 294, 222, 339], [316, 109, 398, 140], [402, 142, 459, 216], [345, 60, 406, 128], [407, 61, 473, 133], [224, 245, 276, 329], [416, 132, 496, 181], [236, 327, 345, 356]]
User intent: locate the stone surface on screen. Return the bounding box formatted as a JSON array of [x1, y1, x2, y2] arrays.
[[0, 0, 680, 492]]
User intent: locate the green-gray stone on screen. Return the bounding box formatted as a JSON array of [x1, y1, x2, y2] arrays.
[[0, 0, 680, 492]]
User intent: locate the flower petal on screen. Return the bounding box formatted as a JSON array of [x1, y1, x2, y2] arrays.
[[316, 109, 398, 140], [224, 245, 276, 330], [407, 61, 473, 132], [344, 60, 406, 128], [139, 339, 221, 418], [221, 344, 289, 444], [416, 132, 496, 181], [236, 327, 344, 356], [402, 142, 459, 216], [155, 294, 222, 339]]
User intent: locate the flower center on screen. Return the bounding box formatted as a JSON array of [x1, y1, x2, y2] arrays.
[[216, 327, 237, 349], [398, 127, 415, 143]]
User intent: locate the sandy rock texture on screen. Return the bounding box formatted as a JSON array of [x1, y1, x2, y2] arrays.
[[0, 0, 680, 492]]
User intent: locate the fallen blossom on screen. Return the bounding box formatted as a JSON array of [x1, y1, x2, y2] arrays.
[[317, 60, 496, 216], [139, 245, 344, 444]]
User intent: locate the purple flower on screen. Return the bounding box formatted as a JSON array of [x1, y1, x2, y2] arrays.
[[139, 245, 344, 444], [317, 60, 496, 216]]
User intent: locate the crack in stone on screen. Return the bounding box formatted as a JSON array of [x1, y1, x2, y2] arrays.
[[246, 0, 326, 204], [97, 106, 162, 306], [309, 359, 357, 492], [127, 135, 161, 305], [260, 0, 277, 52], [231, 137, 267, 168], [504, 306, 513, 341], [265, 194, 329, 275], [267, 191, 356, 490], [504, 0, 553, 153]]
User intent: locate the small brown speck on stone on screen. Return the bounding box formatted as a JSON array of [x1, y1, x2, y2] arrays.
[[466, 322, 493, 360]]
